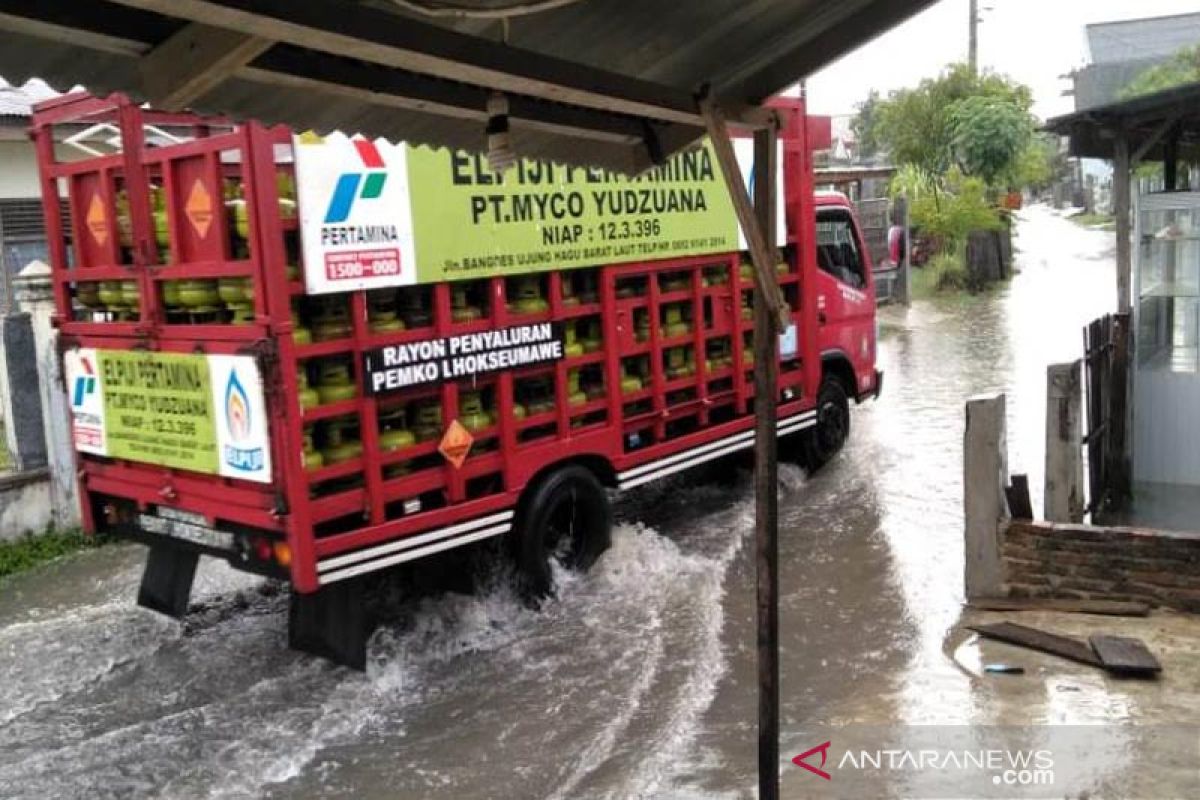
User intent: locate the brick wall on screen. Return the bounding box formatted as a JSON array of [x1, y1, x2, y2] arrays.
[[1001, 520, 1200, 612]]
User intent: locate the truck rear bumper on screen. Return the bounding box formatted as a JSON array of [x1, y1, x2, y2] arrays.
[[103, 507, 288, 581]]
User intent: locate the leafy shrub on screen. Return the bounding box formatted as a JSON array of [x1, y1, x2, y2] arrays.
[[927, 251, 970, 292], [0, 529, 107, 581], [891, 167, 1002, 251]]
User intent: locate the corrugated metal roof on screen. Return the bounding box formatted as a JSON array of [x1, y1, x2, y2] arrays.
[[1045, 81, 1200, 163], [1071, 59, 1161, 111], [0, 77, 59, 118], [1086, 12, 1200, 66], [0, 0, 935, 172]]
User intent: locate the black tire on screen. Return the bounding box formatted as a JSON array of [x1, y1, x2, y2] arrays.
[[802, 375, 851, 472], [513, 464, 611, 600]]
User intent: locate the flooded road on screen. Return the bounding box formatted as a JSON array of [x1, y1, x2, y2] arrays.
[[0, 206, 1127, 799]]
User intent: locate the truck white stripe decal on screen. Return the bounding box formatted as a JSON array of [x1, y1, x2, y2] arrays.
[[315, 411, 815, 581], [317, 510, 514, 573], [618, 421, 816, 490], [617, 412, 815, 486], [318, 524, 511, 585]]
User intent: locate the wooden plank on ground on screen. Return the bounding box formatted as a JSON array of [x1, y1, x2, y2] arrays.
[[968, 622, 1102, 667], [1089, 634, 1162, 675], [967, 598, 1151, 617]]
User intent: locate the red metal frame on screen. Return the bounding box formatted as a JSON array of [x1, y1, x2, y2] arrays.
[[34, 94, 829, 594]]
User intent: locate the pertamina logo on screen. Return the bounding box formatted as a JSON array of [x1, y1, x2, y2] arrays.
[[324, 138, 389, 223], [315, 135, 403, 283], [72, 356, 97, 407], [223, 369, 263, 473]]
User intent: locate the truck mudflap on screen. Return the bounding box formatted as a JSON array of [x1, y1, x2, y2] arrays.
[[857, 368, 884, 403], [137, 546, 200, 619]]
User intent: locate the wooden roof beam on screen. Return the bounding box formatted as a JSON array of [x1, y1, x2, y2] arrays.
[[140, 22, 271, 111], [699, 97, 789, 331], [0, 2, 694, 151], [108, 0, 750, 127], [1131, 113, 1182, 166], [247, 45, 681, 147]]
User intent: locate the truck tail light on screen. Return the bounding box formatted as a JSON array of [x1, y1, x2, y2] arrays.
[[273, 541, 292, 567], [253, 536, 273, 561]]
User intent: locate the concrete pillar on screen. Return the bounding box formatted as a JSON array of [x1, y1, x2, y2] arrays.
[[964, 393, 1009, 599], [0, 310, 48, 473], [1045, 361, 1084, 523], [13, 260, 80, 527]]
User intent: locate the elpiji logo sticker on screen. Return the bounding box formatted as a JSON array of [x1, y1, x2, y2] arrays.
[[223, 368, 263, 472]]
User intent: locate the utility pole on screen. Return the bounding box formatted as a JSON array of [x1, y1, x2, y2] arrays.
[[968, 0, 979, 74]]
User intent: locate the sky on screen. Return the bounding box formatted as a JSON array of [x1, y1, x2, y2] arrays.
[[805, 0, 1200, 122]]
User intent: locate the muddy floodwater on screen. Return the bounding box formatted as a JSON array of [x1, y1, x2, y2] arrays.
[[7, 206, 1186, 799]]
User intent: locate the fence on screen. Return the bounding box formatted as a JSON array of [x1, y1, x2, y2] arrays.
[[853, 196, 909, 306], [965, 227, 1012, 287], [855, 197, 890, 266], [1, 198, 69, 310], [1082, 312, 1131, 514]]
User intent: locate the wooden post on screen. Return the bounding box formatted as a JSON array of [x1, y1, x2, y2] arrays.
[[1164, 130, 1179, 192], [1045, 361, 1085, 523], [968, 0, 979, 75], [700, 98, 786, 797], [898, 194, 911, 306], [0, 197, 9, 313], [1110, 313, 1132, 508], [1113, 133, 1132, 314], [700, 93, 785, 799], [752, 122, 780, 800], [964, 394, 1009, 599]]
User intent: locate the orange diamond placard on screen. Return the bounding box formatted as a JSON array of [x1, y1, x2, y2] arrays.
[[438, 419, 474, 469], [184, 178, 214, 239], [85, 194, 109, 246]]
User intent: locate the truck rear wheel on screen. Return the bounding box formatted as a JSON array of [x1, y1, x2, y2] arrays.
[[514, 464, 611, 600], [802, 375, 850, 472]]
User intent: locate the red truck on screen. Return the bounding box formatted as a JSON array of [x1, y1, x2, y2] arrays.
[[35, 93, 880, 668]]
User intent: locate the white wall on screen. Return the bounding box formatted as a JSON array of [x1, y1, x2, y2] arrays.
[[0, 139, 40, 199]]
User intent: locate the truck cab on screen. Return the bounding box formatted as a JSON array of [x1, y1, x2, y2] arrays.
[[814, 191, 879, 403]]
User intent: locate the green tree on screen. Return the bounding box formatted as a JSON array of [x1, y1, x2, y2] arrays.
[[1121, 44, 1200, 99], [1008, 133, 1065, 193], [850, 90, 883, 159], [948, 95, 1033, 187], [873, 63, 1033, 180]]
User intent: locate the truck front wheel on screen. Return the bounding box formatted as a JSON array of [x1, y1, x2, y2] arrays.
[[802, 375, 850, 472], [514, 464, 611, 600]]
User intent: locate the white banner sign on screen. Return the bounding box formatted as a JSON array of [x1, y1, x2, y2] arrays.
[[63, 348, 273, 483], [294, 132, 418, 294]]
